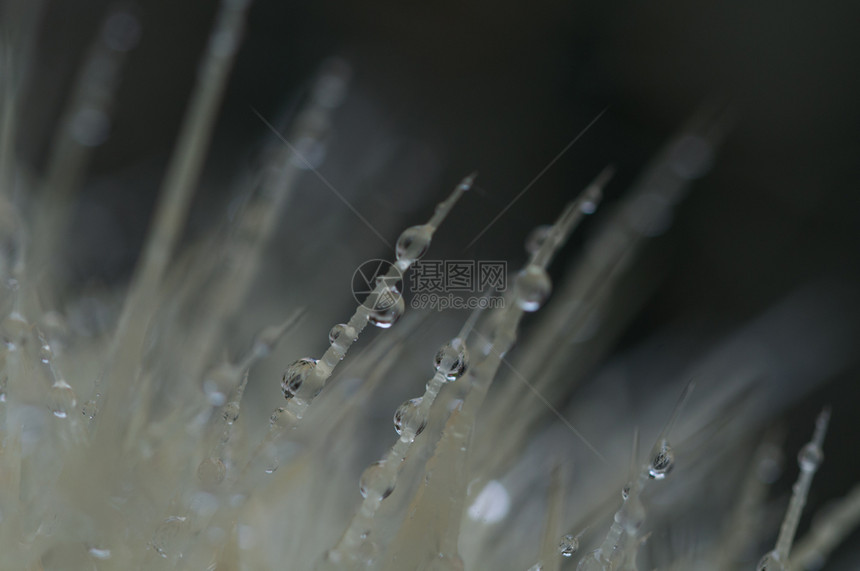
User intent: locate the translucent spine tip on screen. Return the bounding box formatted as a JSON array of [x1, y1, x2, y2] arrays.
[[758, 407, 831, 571], [322, 311, 478, 569]]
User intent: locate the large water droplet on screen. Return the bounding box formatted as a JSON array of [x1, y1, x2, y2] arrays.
[[48, 381, 77, 419], [359, 461, 395, 501], [396, 224, 433, 264], [197, 457, 226, 487], [648, 441, 675, 480], [434, 341, 468, 381], [558, 534, 579, 557], [393, 397, 426, 440], [367, 288, 405, 329], [513, 266, 552, 312], [281, 358, 318, 400]]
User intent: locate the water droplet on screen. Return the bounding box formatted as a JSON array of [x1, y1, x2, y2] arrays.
[[559, 534, 579, 557], [367, 288, 405, 329], [359, 461, 395, 501], [1, 311, 29, 347], [434, 341, 468, 381], [222, 401, 240, 424], [513, 266, 552, 312], [197, 457, 226, 487], [393, 397, 426, 440], [81, 398, 99, 420], [48, 381, 77, 419], [395, 224, 432, 264], [525, 225, 552, 255], [39, 343, 52, 364], [269, 406, 299, 430], [151, 515, 188, 558], [756, 551, 787, 571], [621, 483, 631, 500], [88, 546, 111, 560], [329, 323, 356, 346], [253, 324, 283, 357], [798, 443, 823, 472], [648, 441, 674, 480], [281, 358, 318, 400]]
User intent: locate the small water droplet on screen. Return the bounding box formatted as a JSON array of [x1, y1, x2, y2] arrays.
[[81, 398, 98, 420], [525, 225, 552, 255], [798, 443, 823, 472], [434, 341, 468, 381], [48, 381, 77, 419], [367, 288, 405, 329], [39, 343, 52, 364], [151, 515, 188, 558], [269, 406, 299, 430], [197, 457, 226, 487], [359, 461, 395, 501], [513, 266, 552, 312], [1, 311, 29, 347], [329, 323, 356, 346], [648, 441, 674, 480], [395, 224, 432, 264], [393, 397, 426, 440], [559, 534, 579, 557], [621, 483, 631, 500], [222, 401, 240, 424], [281, 358, 318, 400]]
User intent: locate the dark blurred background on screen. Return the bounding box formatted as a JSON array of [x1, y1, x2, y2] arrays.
[[17, 0, 860, 566]]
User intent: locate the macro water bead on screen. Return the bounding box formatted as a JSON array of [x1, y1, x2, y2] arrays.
[[648, 441, 675, 480], [367, 288, 405, 329], [281, 357, 318, 400], [434, 341, 469, 381], [393, 397, 427, 438], [513, 266, 552, 312], [558, 534, 579, 557], [395, 224, 432, 263]]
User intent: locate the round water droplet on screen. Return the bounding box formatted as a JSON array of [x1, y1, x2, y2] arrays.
[[756, 551, 787, 571], [393, 397, 426, 440], [281, 358, 318, 400], [329, 323, 356, 346], [368, 289, 405, 329], [359, 461, 395, 501], [525, 225, 552, 255], [513, 266, 552, 312], [798, 443, 823, 472], [559, 533, 579, 557], [434, 341, 468, 381], [396, 224, 432, 264], [81, 398, 99, 420], [222, 401, 240, 424], [621, 483, 631, 500], [269, 406, 299, 430], [39, 343, 52, 364], [197, 457, 226, 487], [48, 381, 77, 419], [648, 441, 675, 480], [151, 516, 188, 558]]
